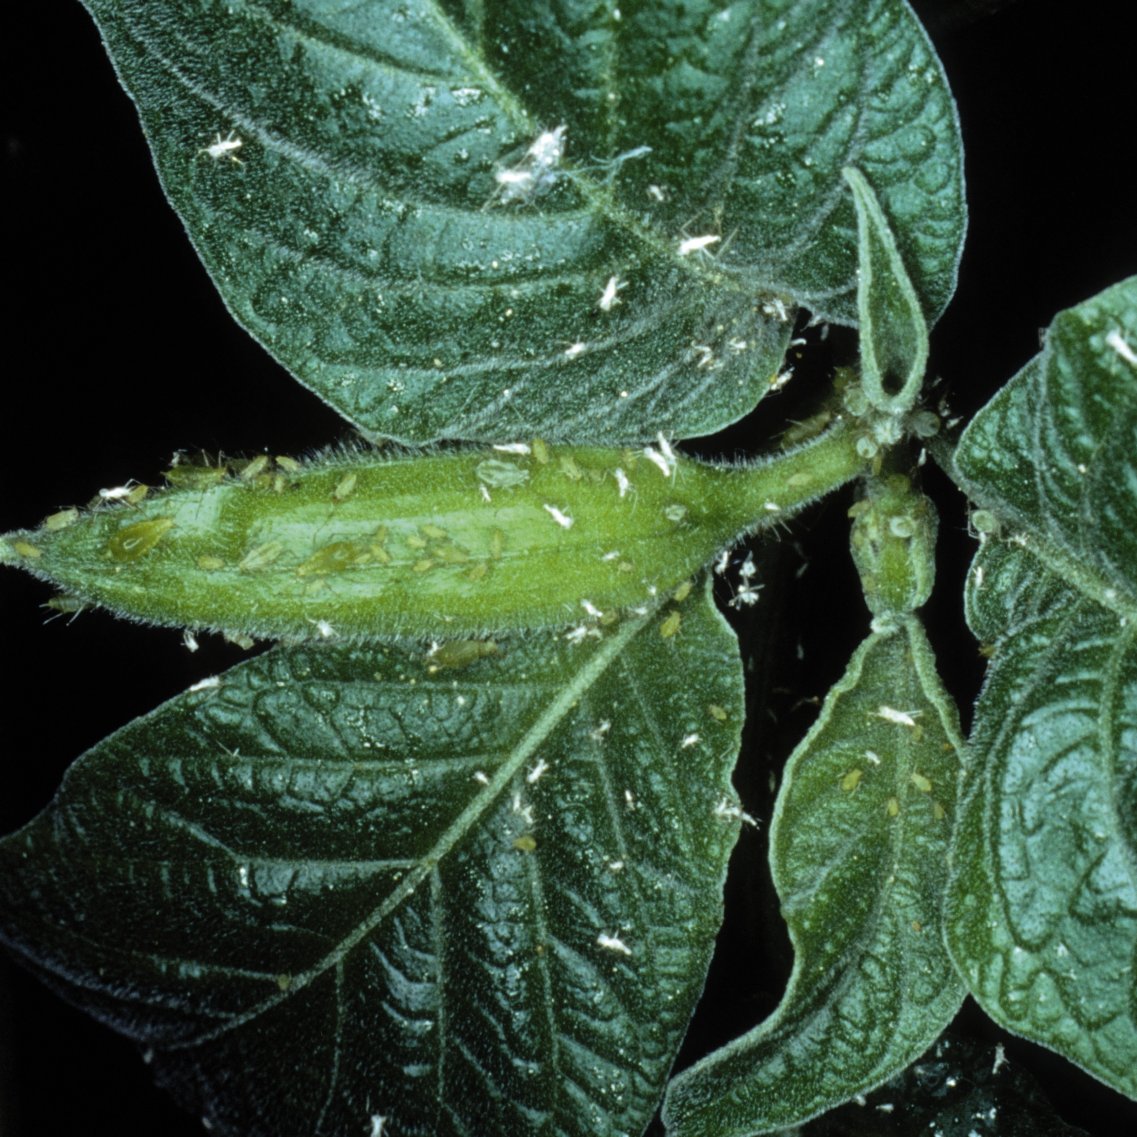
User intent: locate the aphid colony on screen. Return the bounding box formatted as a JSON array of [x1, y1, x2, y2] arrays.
[[2, 422, 867, 643]]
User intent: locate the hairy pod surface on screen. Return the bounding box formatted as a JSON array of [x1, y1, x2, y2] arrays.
[[1, 432, 864, 641]]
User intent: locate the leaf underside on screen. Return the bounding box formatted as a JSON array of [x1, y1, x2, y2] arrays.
[[0, 587, 745, 1137], [81, 0, 964, 442], [664, 618, 966, 1135], [947, 277, 1137, 1100]]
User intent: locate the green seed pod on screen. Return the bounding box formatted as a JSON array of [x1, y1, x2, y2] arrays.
[[2, 431, 865, 642]]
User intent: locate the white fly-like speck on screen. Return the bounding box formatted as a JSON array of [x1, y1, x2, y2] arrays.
[[624, 788, 636, 807], [597, 275, 626, 312], [200, 130, 244, 163], [591, 720, 611, 741], [494, 124, 566, 204], [473, 770, 490, 785], [564, 341, 587, 359], [714, 549, 731, 575], [183, 629, 200, 653], [739, 553, 757, 582], [581, 598, 603, 618], [527, 758, 550, 784], [678, 234, 720, 256], [544, 503, 574, 529], [369, 1115, 388, 1137], [647, 184, 666, 202], [864, 749, 882, 765], [188, 676, 220, 693], [607, 860, 625, 872], [876, 1103, 894, 1114], [597, 932, 633, 956], [601, 549, 621, 562], [493, 442, 531, 455], [763, 501, 781, 512], [876, 705, 920, 727], [313, 618, 336, 639], [480, 484, 492, 503], [1106, 328, 1137, 366], [992, 1042, 1007, 1074], [770, 368, 794, 391], [681, 733, 700, 748], [614, 467, 631, 498]]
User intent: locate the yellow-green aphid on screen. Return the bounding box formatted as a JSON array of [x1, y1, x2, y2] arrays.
[[108, 517, 174, 563], [426, 640, 499, 671]]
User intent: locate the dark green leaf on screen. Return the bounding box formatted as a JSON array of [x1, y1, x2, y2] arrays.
[[946, 277, 1137, 1100], [79, 0, 964, 442], [0, 586, 744, 1137], [663, 618, 965, 1135]]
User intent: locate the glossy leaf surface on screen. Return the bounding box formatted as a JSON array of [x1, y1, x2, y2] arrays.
[[79, 0, 964, 442], [946, 278, 1137, 1100], [0, 587, 745, 1136], [664, 617, 965, 1135]]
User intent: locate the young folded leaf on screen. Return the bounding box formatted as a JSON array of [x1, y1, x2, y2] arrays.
[[844, 166, 930, 416], [663, 615, 965, 1136], [946, 276, 1137, 1100], [0, 585, 746, 1137], [0, 431, 866, 642]]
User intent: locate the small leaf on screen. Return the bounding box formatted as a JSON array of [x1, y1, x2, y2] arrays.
[[0, 431, 866, 641], [844, 166, 930, 414], [946, 277, 1137, 1100], [78, 0, 964, 442], [0, 586, 744, 1137], [663, 617, 966, 1135]]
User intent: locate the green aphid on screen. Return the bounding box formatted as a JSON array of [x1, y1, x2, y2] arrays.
[[108, 517, 175, 562]]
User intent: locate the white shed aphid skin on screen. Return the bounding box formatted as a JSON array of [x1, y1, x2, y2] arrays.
[[642, 445, 674, 478], [614, 468, 631, 498], [875, 705, 920, 727], [597, 275, 626, 312], [526, 758, 550, 784], [368, 1115, 388, 1137], [492, 124, 567, 205], [1106, 328, 1137, 365], [563, 341, 587, 359], [492, 442, 531, 455], [678, 234, 720, 256], [182, 629, 200, 653], [188, 676, 220, 693], [98, 482, 148, 507], [761, 297, 790, 323], [597, 932, 633, 956], [543, 503, 574, 528], [200, 131, 244, 164]]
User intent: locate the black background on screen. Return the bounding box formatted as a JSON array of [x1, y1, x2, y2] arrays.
[[1, 1, 1135, 1134]]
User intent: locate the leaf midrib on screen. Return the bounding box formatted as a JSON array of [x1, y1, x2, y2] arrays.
[[165, 605, 657, 1051]]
